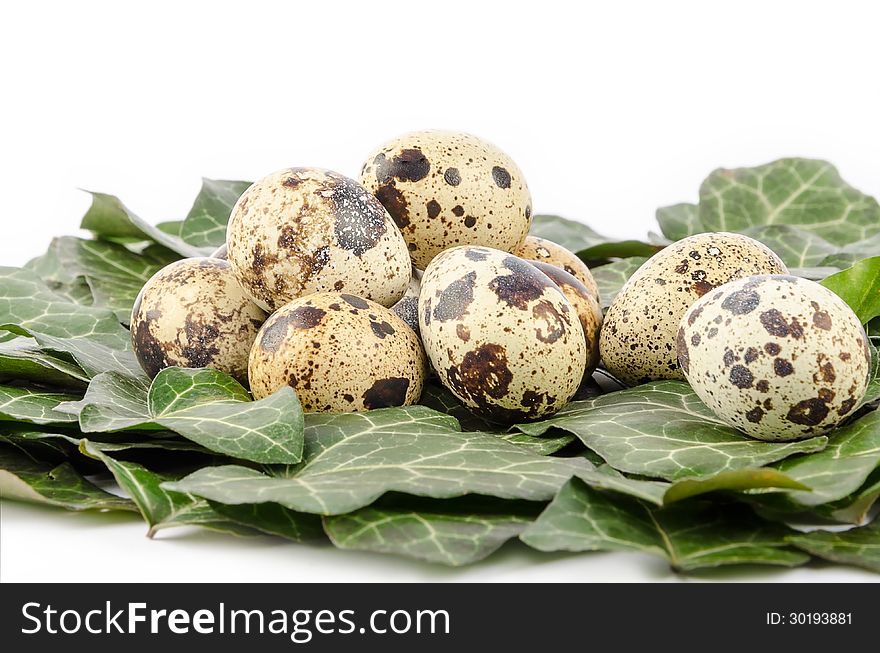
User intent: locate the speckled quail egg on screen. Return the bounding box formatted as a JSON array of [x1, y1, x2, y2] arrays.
[[131, 257, 267, 384], [677, 275, 870, 441], [360, 131, 532, 269], [248, 292, 426, 412], [419, 246, 586, 423], [600, 232, 788, 386], [530, 261, 602, 375], [211, 243, 228, 260], [390, 269, 422, 335], [226, 167, 410, 312], [516, 235, 599, 300]]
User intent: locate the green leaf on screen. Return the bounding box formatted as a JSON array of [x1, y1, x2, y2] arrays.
[[656, 203, 702, 241], [529, 215, 661, 260], [515, 381, 828, 481], [71, 368, 303, 464], [0, 385, 80, 425], [0, 267, 131, 349], [492, 431, 575, 456], [25, 249, 95, 306], [13, 330, 146, 382], [520, 478, 808, 571], [663, 468, 810, 504], [28, 237, 178, 323], [698, 158, 880, 246], [758, 411, 880, 509], [529, 215, 610, 253], [820, 256, 880, 324], [324, 496, 541, 566], [742, 225, 838, 268], [819, 469, 880, 524], [165, 406, 593, 515], [79, 440, 252, 537], [209, 501, 323, 542], [590, 257, 648, 308], [179, 179, 251, 247], [864, 340, 880, 407], [80, 191, 209, 258], [0, 444, 134, 512], [418, 383, 495, 431], [0, 337, 89, 389], [787, 520, 880, 573]]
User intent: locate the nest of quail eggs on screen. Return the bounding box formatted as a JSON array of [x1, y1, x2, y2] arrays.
[[130, 130, 870, 442]]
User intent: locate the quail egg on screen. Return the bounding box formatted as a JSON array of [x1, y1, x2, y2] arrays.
[[419, 246, 586, 423], [677, 275, 870, 441], [226, 167, 410, 312], [516, 235, 599, 300], [600, 232, 787, 386], [390, 269, 422, 335], [530, 261, 602, 375], [131, 257, 267, 383], [360, 131, 532, 269], [248, 292, 427, 412]]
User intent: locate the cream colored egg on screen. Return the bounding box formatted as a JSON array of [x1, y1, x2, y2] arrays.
[[248, 292, 427, 412], [599, 232, 787, 386], [419, 246, 586, 423], [131, 257, 267, 384], [678, 275, 870, 441], [360, 131, 532, 269], [530, 261, 603, 375], [226, 167, 410, 312], [516, 236, 599, 300]]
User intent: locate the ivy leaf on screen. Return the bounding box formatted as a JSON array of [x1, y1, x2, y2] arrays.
[[0, 337, 89, 389], [25, 249, 95, 306], [0, 267, 131, 349], [757, 411, 880, 510], [820, 256, 880, 324], [0, 444, 134, 512], [819, 469, 880, 524], [663, 468, 810, 504], [590, 257, 648, 308], [71, 368, 303, 464], [698, 158, 880, 246], [742, 225, 839, 268], [179, 179, 251, 247], [80, 191, 210, 258], [529, 215, 661, 260], [493, 431, 575, 456], [324, 495, 541, 566], [79, 440, 253, 537], [656, 203, 701, 241], [26, 237, 179, 323], [520, 478, 808, 571], [529, 215, 610, 253], [209, 501, 323, 542], [12, 330, 146, 382], [516, 382, 828, 481], [864, 341, 880, 407], [787, 520, 880, 573], [0, 385, 80, 425], [165, 406, 593, 515]]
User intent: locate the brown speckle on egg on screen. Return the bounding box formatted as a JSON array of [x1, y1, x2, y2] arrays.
[[600, 232, 788, 386], [360, 131, 531, 269], [248, 292, 426, 412], [226, 167, 410, 311], [678, 274, 870, 441], [419, 246, 586, 423], [131, 258, 267, 384]]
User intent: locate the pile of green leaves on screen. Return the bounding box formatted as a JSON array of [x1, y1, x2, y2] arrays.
[[1, 159, 879, 574]]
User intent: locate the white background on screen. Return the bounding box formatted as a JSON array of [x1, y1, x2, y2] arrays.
[[1, 0, 878, 582]]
